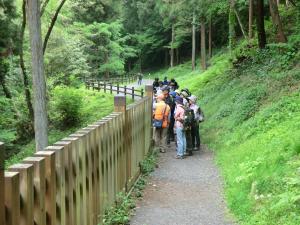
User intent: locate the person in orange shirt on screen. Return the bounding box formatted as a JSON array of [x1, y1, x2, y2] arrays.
[[153, 94, 171, 153]]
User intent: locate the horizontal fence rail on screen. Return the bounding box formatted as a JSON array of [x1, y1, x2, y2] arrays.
[[85, 74, 138, 86], [2, 85, 153, 225], [85, 80, 144, 100]]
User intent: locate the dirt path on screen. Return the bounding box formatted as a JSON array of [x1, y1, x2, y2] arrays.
[[130, 143, 235, 225]]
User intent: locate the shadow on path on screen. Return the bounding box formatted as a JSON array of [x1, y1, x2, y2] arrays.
[[130, 143, 236, 225]]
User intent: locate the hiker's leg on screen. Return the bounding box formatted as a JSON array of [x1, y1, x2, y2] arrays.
[[160, 128, 168, 152], [195, 123, 200, 148], [154, 128, 161, 149], [176, 127, 184, 156], [182, 130, 187, 155]]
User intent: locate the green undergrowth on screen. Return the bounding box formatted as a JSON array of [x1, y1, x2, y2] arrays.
[[102, 148, 159, 225], [4, 86, 114, 168], [154, 39, 300, 224]]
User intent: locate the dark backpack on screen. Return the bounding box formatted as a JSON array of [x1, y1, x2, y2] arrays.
[[183, 108, 195, 130]]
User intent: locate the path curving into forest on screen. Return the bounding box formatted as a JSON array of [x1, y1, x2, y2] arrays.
[[130, 143, 236, 225]]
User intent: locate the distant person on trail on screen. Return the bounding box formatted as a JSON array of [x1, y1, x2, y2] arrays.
[[188, 95, 203, 151], [153, 78, 160, 93], [163, 77, 169, 85], [138, 73, 143, 85], [174, 96, 186, 159], [169, 78, 179, 91], [153, 94, 171, 153]]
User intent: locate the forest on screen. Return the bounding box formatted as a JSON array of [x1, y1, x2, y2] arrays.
[[1, 0, 300, 224]]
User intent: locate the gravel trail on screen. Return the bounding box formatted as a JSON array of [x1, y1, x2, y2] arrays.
[[130, 143, 236, 225]]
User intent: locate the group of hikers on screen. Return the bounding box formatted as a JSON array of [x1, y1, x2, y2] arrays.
[[152, 77, 204, 159]]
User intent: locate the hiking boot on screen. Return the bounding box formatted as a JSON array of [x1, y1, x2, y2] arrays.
[[175, 155, 184, 159], [193, 147, 200, 151]]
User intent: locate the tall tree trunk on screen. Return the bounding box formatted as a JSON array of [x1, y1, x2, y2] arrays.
[[229, 0, 236, 50], [170, 24, 175, 68], [26, 0, 48, 151], [165, 49, 168, 67], [20, 0, 34, 121], [192, 13, 196, 70], [43, 0, 67, 54], [176, 48, 179, 65], [269, 0, 287, 42], [234, 8, 247, 39], [208, 16, 212, 59], [256, 0, 267, 48], [249, 0, 254, 39], [200, 19, 206, 71]]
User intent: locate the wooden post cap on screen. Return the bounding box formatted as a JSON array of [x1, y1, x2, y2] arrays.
[[145, 85, 153, 97], [114, 95, 126, 112]]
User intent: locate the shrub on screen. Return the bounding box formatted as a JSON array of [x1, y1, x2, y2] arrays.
[[50, 86, 83, 129]]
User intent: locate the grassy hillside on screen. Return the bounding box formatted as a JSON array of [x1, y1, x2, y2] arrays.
[[154, 41, 300, 224]]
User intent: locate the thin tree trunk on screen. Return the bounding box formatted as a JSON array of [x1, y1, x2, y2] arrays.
[[208, 16, 212, 59], [40, 0, 50, 16], [0, 68, 12, 99], [165, 49, 168, 67], [43, 0, 67, 54], [249, 0, 254, 39], [234, 8, 247, 39], [192, 13, 196, 70], [26, 0, 48, 151], [20, 0, 34, 121], [229, 0, 236, 50], [176, 48, 179, 65], [170, 24, 175, 68], [269, 0, 287, 42], [256, 0, 267, 48], [200, 19, 206, 70]]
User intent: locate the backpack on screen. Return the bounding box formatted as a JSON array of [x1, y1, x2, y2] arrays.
[[197, 107, 205, 122], [183, 108, 195, 130]]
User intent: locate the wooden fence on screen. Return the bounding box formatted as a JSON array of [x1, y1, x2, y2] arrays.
[[85, 74, 138, 86], [1, 85, 153, 225], [85, 80, 144, 100]]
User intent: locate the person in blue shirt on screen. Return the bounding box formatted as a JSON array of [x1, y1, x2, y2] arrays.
[[163, 77, 169, 85]]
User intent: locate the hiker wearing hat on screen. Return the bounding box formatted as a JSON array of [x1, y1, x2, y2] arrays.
[[180, 88, 191, 107], [174, 96, 186, 159], [189, 95, 203, 151], [153, 94, 171, 153], [165, 90, 176, 144]]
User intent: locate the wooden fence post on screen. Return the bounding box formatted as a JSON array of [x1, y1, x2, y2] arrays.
[[132, 87, 135, 101], [9, 163, 34, 225], [23, 157, 46, 225], [124, 86, 127, 96], [44, 146, 66, 225], [98, 81, 100, 92], [141, 89, 144, 98], [4, 171, 20, 225], [110, 83, 113, 94], [117, 83, 120, 94], [145, 84, 153, 99], [34, 151, 56, 225], [0, 142, 4, 225], [114, 95, 126, 113]]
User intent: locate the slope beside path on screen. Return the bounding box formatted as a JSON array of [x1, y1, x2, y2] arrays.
[[130, 143, 236, 225]]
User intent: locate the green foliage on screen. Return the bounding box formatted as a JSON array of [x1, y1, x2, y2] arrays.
[[102, 192, 135, 225], [50, 86, 83, 129], [140, 149, 159, 175]]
